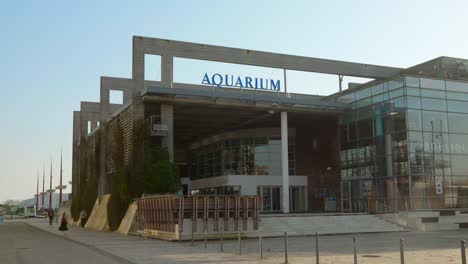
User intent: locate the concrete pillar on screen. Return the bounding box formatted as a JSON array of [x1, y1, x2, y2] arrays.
[[281, 112, 290, 213], [161, 104, 174, 162]]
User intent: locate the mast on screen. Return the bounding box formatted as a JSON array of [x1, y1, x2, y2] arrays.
[[49, 162, 52, 210], [36, 172, 39, 211], [59, 149, 63, 205], [42, 167, 45, 210]]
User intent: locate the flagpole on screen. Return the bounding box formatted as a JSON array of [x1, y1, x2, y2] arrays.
[[49, 161, 52, 210], [42, 166, 45, 210], [59, 148, 63, 205], [36, 171, 39, 212]]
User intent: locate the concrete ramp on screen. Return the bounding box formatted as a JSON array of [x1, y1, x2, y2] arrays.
[[84, 194, 111, 231], [259, 213, 405, 237], [117, 202, 137, 235]]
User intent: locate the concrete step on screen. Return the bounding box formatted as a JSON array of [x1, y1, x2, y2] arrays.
[[257, 214, 404, 237]]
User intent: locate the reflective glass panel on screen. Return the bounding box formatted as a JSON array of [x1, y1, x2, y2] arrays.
[[421, 111, 448, 132], [406, 76, 420, 87], [448, 100, 468, 113], [421, 88, 446, 99], [420, 78, 445, 90], [407, 96, 421, 109], [407, 110, 422, 131], [446, 81, 468, 92], [448, 113, 468, 133], [421, 98, 446, 111]]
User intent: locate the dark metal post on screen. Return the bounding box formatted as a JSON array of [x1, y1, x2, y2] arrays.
[[259, 228, 263, 259], [204, 230, 207, 248], [220, 227, 224, 252], [191, 223, 194, 246], [400, 238, 405, 264], [462, 240, 466, 264], [316, 232, 320, 264], [353, 236, 358, 264], [237, 230, 241, 255], [284, 232, 288, 264]]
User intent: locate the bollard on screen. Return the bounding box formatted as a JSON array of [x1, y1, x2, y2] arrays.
[[220, 228, 224, 252], [237, 230, 241, 255], [353, 236, 358, 264], [284, 232, 288, 264], [462, 240, 467, 264], [204, 230, 207, 249], [191, 228, 194, 246], [400, 238, 405, 264], [316, 232, 320, 264], [259, 229, 263, 259]]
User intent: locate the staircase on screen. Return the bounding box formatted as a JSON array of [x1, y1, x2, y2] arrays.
[[256, 213, 405, 237], [387, 210, 468, 231]]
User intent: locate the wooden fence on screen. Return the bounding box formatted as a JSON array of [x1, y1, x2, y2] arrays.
[[135, 195, 260, 234]]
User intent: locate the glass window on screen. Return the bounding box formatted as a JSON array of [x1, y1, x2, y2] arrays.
[[390, 88, 404, 99], [406, 76, 420, 87], [421, 111, 448, 132], [448, 113, 468, 134], [390, 97, 406, 111], [449, 134, 468, 154], [355, 88, 372, 100], [408, 131, 423, 153], [448, 100, 468, 113], [423, 132, 449, 154], [447, 91, 468, 101], [421, 98, 446, 111], [337, 92, 356, 103], [420, 78, 445, 90], [406, 87, 420, 96], [391, 111, 406, 132], [357, 118, 374, 139], [451, 155, 468, 176], [407, 110, 422, 130], [372, 93, 389, 104], [421, 88, 446, 99], [389, 77, 404, 90], [407, 96, 421, 109], [371, 83, 385, 95], [446, 81, 468, 92], [352, 98, 372, 109]]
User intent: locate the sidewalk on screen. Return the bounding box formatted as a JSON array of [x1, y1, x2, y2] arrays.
[[26, 218, 468, 264]]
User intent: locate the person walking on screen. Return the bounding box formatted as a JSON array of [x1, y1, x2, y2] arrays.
[[47, 209, 54, 225], [79, 209, 87, 228], [58, 212, 68, 232]]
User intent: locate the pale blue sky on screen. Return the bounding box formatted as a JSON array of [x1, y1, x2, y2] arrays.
[[2, 0, 468, 202]]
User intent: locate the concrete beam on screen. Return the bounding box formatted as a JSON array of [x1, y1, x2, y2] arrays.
[[133, 36, 402, 80]]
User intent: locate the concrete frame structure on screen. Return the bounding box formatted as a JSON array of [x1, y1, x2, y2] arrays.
[[72, 36, 424, 214]]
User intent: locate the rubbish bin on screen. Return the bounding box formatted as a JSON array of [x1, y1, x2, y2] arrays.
[[0, 217, 4, 223]]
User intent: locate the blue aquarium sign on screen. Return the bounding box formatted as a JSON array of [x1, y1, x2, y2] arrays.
[[202, 73, 281, 91]]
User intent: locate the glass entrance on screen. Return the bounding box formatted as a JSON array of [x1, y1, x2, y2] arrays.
[[290, 186, 306, 212], [257, 186, 281, 212]]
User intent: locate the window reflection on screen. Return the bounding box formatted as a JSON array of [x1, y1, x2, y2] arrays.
[[191, 136, 295, 179]]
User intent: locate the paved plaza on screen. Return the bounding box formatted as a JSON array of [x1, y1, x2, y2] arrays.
[[10, 219, 467, 263]]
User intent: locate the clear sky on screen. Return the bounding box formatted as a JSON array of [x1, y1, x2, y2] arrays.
[[2, 0, 468, 203]]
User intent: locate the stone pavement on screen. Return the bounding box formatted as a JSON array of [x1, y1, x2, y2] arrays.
[[25, 218, 468, 263]]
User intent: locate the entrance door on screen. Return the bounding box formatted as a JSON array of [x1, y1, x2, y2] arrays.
[[290, 186, 306, 212], [341, 182, 351, 212], [257, 186, 281, 212]]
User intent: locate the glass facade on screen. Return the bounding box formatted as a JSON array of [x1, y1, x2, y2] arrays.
[[338, 75, 468, 211], [190, 136, 295, 180]]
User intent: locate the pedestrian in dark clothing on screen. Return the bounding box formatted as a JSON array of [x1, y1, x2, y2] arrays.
[[79, 209, 87, 228], [47, 209, 54, 225], [58, 213, 68, 232]]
